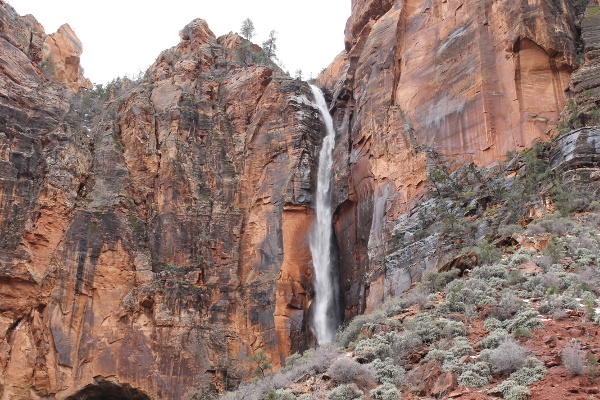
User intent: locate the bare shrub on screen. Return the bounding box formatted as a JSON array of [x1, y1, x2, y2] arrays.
[[543, 272, 561, 289], [489, 338, 528, 374], [391, 330, 422, 359], [525, 223, 546, 235], [562, 342, 586, 376], [551, 308, 567, 320], [537, 255, 554, 270], [328, 357, 376, 385], [490, 292, 522, 320], [407, 289, 429, 309]]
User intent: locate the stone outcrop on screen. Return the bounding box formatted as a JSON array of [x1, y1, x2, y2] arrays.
[[561, 3, 600, 129], [42, 23, 92, 93], [321, 0, 594, 317], [0, 1, 90, 93], [550, 127, 600, 208], [0, 6, 324, 400]]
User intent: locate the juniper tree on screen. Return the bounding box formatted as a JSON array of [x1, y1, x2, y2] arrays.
[[240, 18, 255, 40]]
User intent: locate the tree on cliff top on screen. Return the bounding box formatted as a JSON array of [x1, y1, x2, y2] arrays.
[[240, 18, 255, 40], [262, 30, 278, 59]]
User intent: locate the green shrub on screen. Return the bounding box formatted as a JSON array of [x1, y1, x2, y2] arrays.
[[391, 330, 422, 359], [354, 332, 397, 362], [457, 362, 492, 388], [405, 314, 442, 343], [464, 278, 496, 306], [328, 385, 364, 400], [336, 310, 385, 348], [297, 395, 317, 400], [506, 249, 535, 269], [518, 274, 547, 297], [424, 349, 456, 364], [263, 389, 295, 400], [473, 241, 503, 266], [505, 307, 542, 332], [417, 269, 460, 293], [587, 352, 598, 378], [450, 337, 474, 357], [537, 295, 563, 315], [382, 296, 412, 317], [483, 318, 504, 331], [437, 318, 466, 338], [508, 357, 547, 386], [369, 383, 401, 400], [512, 328, 532, 339], [496, 380, 530, 400], [543, 238, 563, 264], [369, 358, 406, 385], [469, 264, 509, 288], [478, 329, 510, 349]]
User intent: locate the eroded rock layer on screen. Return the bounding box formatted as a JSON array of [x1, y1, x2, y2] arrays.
[[0, 3, 324, 398]]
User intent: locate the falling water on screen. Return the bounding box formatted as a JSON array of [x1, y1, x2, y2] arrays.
[[309, 84, 340, 344]]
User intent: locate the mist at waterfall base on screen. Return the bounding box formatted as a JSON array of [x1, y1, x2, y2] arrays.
[[308, 85, 342, 344]]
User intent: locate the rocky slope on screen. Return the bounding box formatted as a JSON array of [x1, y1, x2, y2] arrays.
[[222, 127, 600, 400]]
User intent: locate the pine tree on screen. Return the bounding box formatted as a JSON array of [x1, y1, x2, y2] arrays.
[[249, 350, 272, 379], [262, 30, 277, 59], [240, 18, 255, 41]]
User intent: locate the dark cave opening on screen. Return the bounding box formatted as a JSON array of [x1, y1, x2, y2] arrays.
[[65, 381, 152, 400]]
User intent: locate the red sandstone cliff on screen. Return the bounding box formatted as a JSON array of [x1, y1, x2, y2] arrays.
[[0, 4, 323, 398], [318, 0, 599, 318], [2, 0, 600, 398]]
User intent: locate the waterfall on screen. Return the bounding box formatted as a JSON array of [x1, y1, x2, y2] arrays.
[[309, 84, 340, 344]]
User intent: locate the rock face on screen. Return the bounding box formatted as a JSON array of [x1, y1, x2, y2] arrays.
[[550, 127, 600, 207], [561, 3, 600, 129], [0, 0, 90, 93], [42, 23, 92, 93], [320, 0, 593, 317], [1, 5, 325, 399], [2, 0, 600, 398]]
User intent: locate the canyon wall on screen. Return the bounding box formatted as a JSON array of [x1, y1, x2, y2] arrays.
[[1, 3, 324, 398], [317, 0, 597, 318], [2, 0, 600, 398]]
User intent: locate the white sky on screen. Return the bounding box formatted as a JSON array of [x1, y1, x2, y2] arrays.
[[8, 0, 350, 85]]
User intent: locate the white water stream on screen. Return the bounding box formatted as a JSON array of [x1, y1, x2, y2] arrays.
[[309, 85, 339, 344]]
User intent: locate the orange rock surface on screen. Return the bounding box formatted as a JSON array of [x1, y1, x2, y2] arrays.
[[0, 7, 322, 400], [321, 0, 587, 317], [42, 24, 92, 93]]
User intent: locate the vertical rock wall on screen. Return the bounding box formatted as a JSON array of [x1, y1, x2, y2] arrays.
[[319, 0, 586, 318], [0, 5, 324, 398]]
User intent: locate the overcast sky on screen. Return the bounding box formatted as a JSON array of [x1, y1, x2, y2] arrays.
[[8, 0, 350, 85]]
